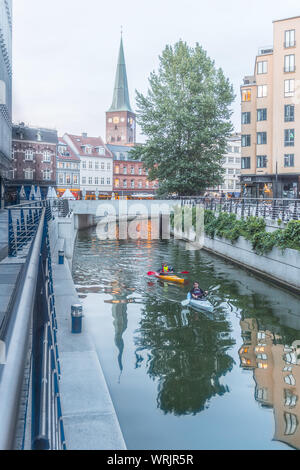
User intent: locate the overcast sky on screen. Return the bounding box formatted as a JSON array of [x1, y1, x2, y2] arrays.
[[12, 0, 300, 141]]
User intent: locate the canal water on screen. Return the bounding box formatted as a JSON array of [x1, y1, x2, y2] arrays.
[[72, 225, 300, 450]]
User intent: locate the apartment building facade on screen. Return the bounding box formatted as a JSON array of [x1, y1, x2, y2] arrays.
[[241, 16, 300, 199], [11, 123, 58, 200], [64, 133, 113, 196], [219, 133, 241, 195], [56, 137, 81, 198], [0, 0, 12, 206]]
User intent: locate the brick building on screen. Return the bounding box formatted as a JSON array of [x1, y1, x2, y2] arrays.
[[10, 123, 58, 200]]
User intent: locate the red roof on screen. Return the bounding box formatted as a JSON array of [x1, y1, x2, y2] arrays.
[[57, 137, 80, 161], [65, 134, 113, 158]]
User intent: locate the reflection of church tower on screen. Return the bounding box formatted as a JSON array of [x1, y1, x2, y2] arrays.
[[106, 36, 136, 145], [112, 299, 128, 377]]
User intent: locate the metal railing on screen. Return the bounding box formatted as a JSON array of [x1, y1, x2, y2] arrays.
[[178, 197, 300, 222], [0, 202, 66, 450]]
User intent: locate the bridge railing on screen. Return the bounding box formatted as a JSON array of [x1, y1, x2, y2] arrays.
[[177, 197, 300, 222], [0, 203, 66, 450]]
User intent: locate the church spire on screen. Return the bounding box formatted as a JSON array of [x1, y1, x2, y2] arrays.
[[108, 36, 133, 112]]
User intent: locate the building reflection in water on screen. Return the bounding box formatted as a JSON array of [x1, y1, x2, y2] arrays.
[[239, 317, 300, 449]]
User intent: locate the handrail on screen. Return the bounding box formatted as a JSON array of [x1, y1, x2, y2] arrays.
[[0, 208, 46, 450]]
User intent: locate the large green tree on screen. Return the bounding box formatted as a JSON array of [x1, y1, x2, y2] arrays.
[[132, 40, 235, 196]]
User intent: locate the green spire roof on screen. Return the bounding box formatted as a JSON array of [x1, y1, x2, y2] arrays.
[[108, 37, 133, 112]]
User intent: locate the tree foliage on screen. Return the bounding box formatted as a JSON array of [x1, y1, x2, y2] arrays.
[[131, 40, 235, 195]]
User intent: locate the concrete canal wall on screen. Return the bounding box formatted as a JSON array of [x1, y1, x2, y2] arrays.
[[48, 216, 126, 450], [173, 228, 300, 294]]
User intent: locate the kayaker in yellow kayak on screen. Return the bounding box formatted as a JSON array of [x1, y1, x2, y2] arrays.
[[159, 263, 174, 276]]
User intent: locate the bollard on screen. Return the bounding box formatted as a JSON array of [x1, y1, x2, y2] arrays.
[[58, 250, 64, 265], [71, 304, 83, 334]]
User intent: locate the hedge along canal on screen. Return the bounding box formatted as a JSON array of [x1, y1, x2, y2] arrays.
[[72, 223, 300, 450]]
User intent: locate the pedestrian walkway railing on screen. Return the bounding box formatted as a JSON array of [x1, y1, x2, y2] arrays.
[[178, 197, 300, 222], [0, 202, 66, 450]]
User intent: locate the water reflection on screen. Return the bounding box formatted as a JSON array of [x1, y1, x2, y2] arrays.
[[134, 298, 235, 415], [72, 224, 300, 449], [239, 316, 300, 449]]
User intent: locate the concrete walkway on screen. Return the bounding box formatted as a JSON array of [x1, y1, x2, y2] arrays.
[[49, 219, 126, 450]]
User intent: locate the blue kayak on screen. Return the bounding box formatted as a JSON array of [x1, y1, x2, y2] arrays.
[[186, 293, 214, 313]]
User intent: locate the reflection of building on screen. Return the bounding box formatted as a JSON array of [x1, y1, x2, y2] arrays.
[[56, 137, 81, 198], [0, 0, 12, 207], [241, 16, 300, 199], [10, 123, 58, 200], [239, 317, 300, 449]]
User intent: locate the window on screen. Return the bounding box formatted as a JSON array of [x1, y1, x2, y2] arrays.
[[123, 180, 127, 188], [131, 180, 135, 188], [235, 169, 241, 175], [108, 118, 112, 123], [82, 177, 86, 184], [98, 147, 105, 155], [256, 155, 267, 168], [284, 105, 294, 122], [25, 149, 34, 161], [138, 181, 143, 188], [257, 108, 267, 121], [107, 178, 111, 185], [138, 168, 142, 175], [24, 168, 33, 180], [101, 177, 105, 185], [235, 158, 241, 164], [285, 79, 295, 97], [257, 132, 267, 145], [82, 161, 86, 169], [95, 161, 99, 170], [284, 154, 294, 167], [43, 150, 51, 162], [131, 166, 135, 175], [115, 165, 120, 174], [66, 163, 71, 169], [228, 157, 234, 163], [73, 175, 78, 184], [284, 390, 298, 408], [256, 388, 268, 401], [241, 157, 251, 169], [115, 179, 120, 188], [234, 147, 240, 154], [241, 135, 251, 147], [89, 161, 93, 169], [257, 85, 267, 98], [257, 61, 268, 74], [58, 173, 64, 184], [85, 146, 92, 154], [285, 29, 295, 48], [284, 54, 295, 73], [284, 129, 295, 147], [101, 163, 105, 170], [65, 174, 71, 184], [43, 169, 51, 181], [123, 166, 127, 175], [284, 413, 298, 436], [242, 112, 251, 124], [242, 89, 251, 102], [228, 169, 234, 175], [95, 177, 99, 185], [227, 146, 233, 153], [88, 177, 92, 184], [107, 163, 111, 170]]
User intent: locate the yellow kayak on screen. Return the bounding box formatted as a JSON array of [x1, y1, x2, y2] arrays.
[[155, 272, 186, 284]]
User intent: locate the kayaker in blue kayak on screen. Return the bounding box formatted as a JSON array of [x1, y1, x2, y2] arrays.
[[158, 262, 174, 275], [190, 282, 208, 300]]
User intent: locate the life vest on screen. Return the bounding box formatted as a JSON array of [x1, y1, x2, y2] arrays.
[[163, 265, 169, 273]]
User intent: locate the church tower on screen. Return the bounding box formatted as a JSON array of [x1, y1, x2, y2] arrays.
[[106, 36, 136, 145]]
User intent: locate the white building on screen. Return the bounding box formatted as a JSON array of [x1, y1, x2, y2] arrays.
[[64, 133, 113, 196], [219, 133, 242, 195]]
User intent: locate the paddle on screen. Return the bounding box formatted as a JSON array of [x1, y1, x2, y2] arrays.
[[147, 271, 190, 276], [181, 292, 209, 307]]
